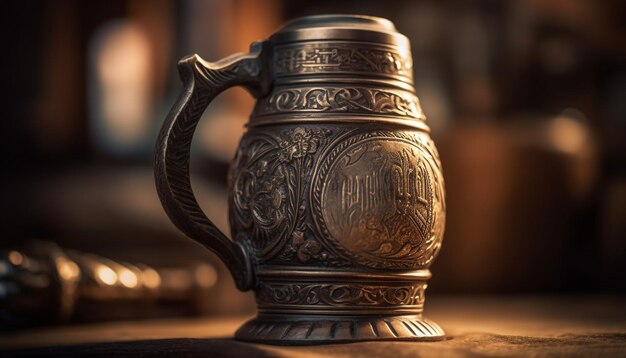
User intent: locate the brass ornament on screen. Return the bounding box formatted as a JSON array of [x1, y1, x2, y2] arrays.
[[155, 15, 446, 345]]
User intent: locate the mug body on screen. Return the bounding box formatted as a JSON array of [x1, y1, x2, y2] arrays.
[[228, 121, 445, 343]]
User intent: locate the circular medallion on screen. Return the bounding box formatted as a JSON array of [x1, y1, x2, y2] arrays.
[[312, 131, 443, 269]]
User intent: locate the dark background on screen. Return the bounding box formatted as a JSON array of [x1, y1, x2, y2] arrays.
[[3, 0, 626, 322]]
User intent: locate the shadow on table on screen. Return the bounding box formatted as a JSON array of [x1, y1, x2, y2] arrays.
[[4, 338, 272, 358], [4, 333, 626, 358]]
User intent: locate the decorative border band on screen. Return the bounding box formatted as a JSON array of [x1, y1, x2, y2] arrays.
[[253, 86, 424, 119], [274, 42, 413, 81], [256, 281, 426, 308]]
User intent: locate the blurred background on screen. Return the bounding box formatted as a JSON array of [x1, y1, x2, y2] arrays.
[[2, 0, 625, 327]]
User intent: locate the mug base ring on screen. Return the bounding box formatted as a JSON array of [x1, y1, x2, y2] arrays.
[[234, 314, 445, 345]]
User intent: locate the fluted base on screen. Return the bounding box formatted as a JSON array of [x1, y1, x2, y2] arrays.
[[235, 314, 445, 345]]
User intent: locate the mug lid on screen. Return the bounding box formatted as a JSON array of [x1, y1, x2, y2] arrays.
[[270, 14, 410, 50]]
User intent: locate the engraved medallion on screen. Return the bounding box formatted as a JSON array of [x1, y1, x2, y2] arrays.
[[312, 132, 442, 269]]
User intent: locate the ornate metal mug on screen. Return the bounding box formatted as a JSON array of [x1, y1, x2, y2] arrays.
[[155, 15, 445, 344]]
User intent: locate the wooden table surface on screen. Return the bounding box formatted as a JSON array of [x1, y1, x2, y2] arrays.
[[2, 295, 625, 357]]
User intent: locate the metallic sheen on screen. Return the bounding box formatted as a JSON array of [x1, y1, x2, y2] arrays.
[[155, 14, 446, 344]]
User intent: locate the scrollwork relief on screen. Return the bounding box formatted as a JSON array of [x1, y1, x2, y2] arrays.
[[257, 282, 425, 307], [254, 87, 423, 119], [229, 127, 346, 266]]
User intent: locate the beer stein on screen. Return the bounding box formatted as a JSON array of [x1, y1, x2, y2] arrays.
[[155, 14, 445, 344]]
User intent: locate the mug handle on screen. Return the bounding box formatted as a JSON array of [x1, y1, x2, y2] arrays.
[[155, 41, 270, 291]]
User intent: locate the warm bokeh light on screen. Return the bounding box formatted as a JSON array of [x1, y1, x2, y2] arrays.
[[56, 257, 80, 281], [118, 268, 139, 288], [141, 268, 161, 289], [8, 251, 23, 266], [548, 111, 589, 154], [90, 20, 153, 152], [95, 265, 118, 286]]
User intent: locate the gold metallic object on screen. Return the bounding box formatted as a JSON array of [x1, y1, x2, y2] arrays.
[[155, 15, 446, 344], [0, 242, 216, 328]]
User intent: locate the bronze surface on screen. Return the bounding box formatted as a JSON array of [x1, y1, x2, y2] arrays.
[[155, 14, 446, 344]]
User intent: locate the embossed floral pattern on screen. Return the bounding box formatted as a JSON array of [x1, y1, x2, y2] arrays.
[[278, 230, 328, 263], [231, 127, 345, 265], [278, 127, 322, 162]]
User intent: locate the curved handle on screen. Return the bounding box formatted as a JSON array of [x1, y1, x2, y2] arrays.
[[155, 42, 270, 291]]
